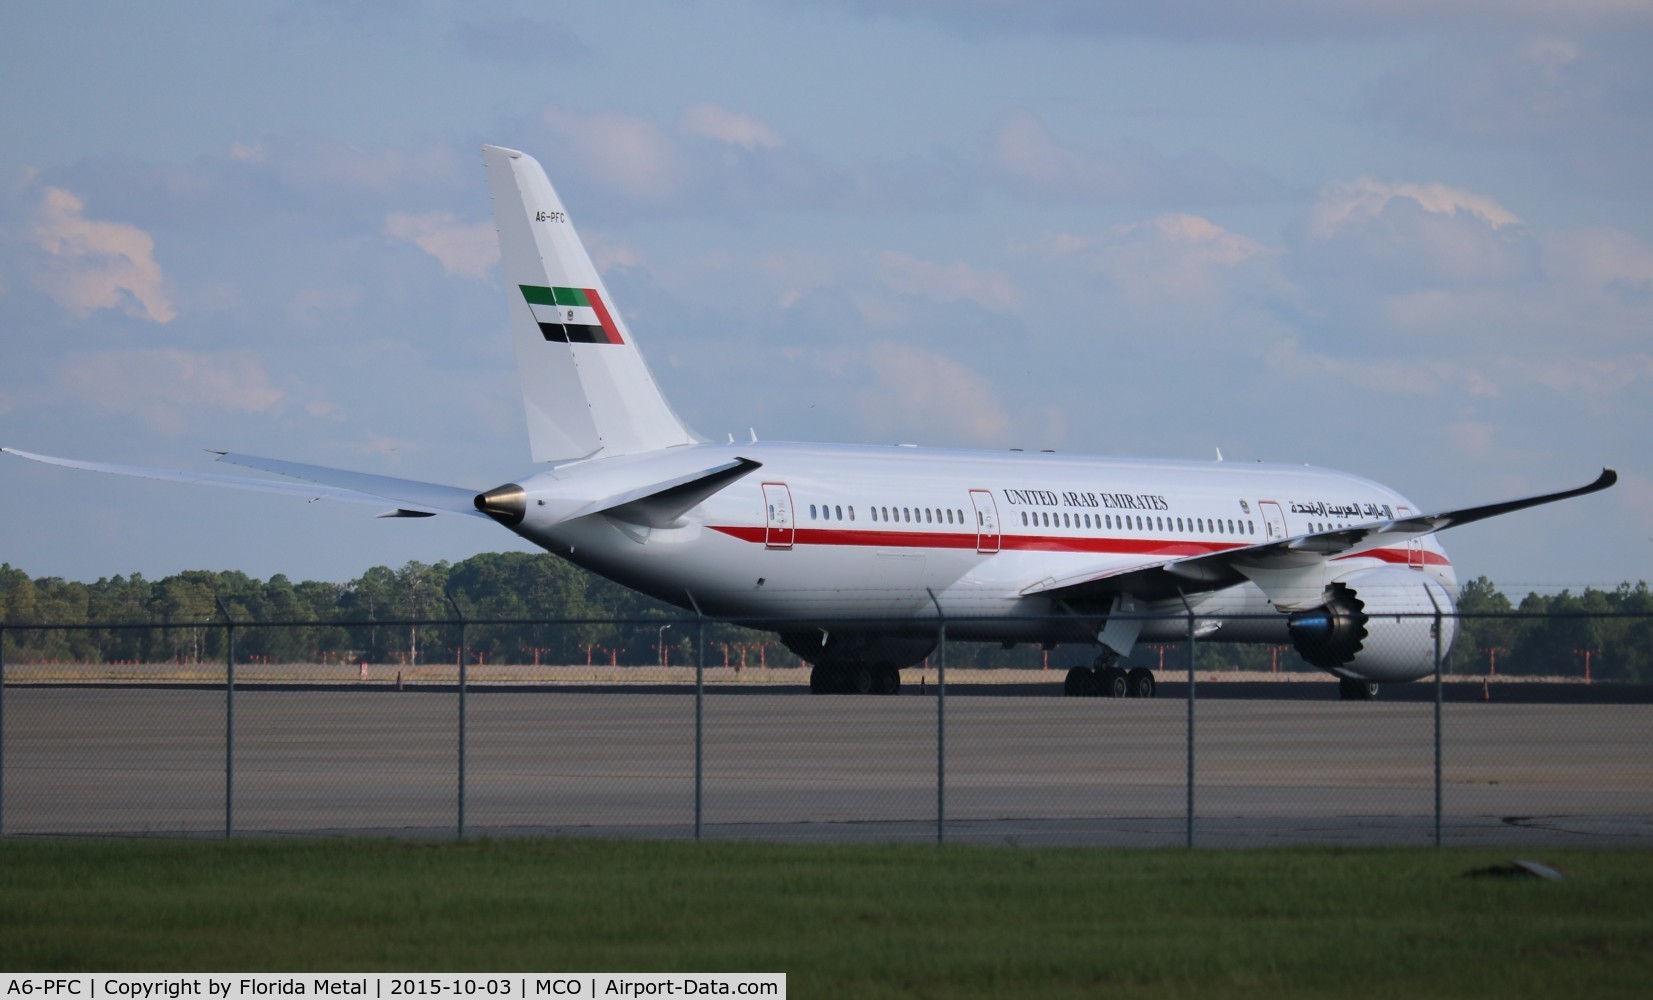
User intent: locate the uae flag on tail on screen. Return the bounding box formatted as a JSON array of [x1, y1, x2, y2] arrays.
[[521, 285, 625, 345]]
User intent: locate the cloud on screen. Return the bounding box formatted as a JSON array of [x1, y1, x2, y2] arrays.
[[534, 104, 964, 216], [814, 1, 1653, 40], [679, 103, 785, 151], [450, 15, 590, 63], [874, 250, 1019, 311], [541, 108, 686, 201], [1007, 213, 1294, 342], [854, 342, 1014, 445], [1266, 337, 1653, 400], [24, 187, 175, 323], [991, 111, 1278, 205], [1292, 177, 1539, 306], [1303, 178, 1521, 238], [54, 348, 283, 434], [1095, 214, 1287, 308], [1365, 35, 1653, 194], [1282, 178, 1653, 344], [289, 285, 364, 328], [384, 211, 498, 280]]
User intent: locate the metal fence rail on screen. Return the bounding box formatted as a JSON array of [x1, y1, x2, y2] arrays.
[[2, 611, 1650, 847]]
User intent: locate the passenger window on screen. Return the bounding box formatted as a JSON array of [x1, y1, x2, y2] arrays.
[[835, 505, 843, 520], [848, 506, 855, 521]]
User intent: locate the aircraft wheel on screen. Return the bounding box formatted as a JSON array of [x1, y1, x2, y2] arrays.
[[1127, 667, 1156, 699], [1338, 677, 1379, 701], [874, 664, 901, 695], [1103, 666, 1130, 699], [1063, 667, 1089, 697], [809, 664, 833, 694], [848, 664, 876, 695]]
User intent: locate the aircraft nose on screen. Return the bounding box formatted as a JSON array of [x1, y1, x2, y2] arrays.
[[474, 483, 527, 526]]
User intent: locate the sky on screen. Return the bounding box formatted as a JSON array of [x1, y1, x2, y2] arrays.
[[2, 0, 1649, 593]]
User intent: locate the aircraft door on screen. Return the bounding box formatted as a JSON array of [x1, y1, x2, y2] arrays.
[[762, 483, 794, 550], [969, 489, 1001, 554], [1259, 501, 1288, 541], [1407, 537, 1425, 569]]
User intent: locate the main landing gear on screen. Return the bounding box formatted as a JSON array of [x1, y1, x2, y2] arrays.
[[810, 663, 901, 695], [1063, 654, 1156, 698]]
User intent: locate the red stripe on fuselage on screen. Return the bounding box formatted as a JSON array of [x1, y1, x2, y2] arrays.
[[707, 525, 1451, 566]]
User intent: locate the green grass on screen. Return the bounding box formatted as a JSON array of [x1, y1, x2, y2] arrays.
[[3, 839, 1652, 998]]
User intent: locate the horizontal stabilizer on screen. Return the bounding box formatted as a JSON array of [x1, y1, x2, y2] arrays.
[[3, 447, 486, 519], [214, 453, 484, 516]]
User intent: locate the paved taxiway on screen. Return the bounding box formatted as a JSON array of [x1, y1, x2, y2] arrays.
[[4, 687, 1649, 846]]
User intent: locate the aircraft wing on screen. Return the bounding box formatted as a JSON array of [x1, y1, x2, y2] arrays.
[[3, 448, 488, 519], [1022, 468, 1617, 607]]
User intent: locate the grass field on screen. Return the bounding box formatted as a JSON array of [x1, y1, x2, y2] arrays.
[[3, 838, 1651, 998]]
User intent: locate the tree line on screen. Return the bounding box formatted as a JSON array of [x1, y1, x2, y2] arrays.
[[1, 556, 1649, 681]]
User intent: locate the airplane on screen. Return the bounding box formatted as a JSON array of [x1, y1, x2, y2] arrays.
[[4, 145, 1617, 700]]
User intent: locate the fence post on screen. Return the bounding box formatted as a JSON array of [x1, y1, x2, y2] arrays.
[[446, 595, 467, 840], [1431, 602, 1445, 849], [1, 618, 6, 837], [927, 589, 946, 846], [214, 597, 236, 839], [937, 620, 947, 846], [1185, 610, 1196, 849], [695, 610, 705, 842]]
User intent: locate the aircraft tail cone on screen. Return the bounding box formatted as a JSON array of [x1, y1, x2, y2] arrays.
[[475, 483, 527, 526]]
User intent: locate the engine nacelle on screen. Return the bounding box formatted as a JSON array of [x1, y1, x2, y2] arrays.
[[1286, 568, 1457, 683], [778, 630, 937, 671]]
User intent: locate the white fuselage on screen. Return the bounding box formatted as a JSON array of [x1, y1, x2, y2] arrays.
[[503, 441, 1456, 649]]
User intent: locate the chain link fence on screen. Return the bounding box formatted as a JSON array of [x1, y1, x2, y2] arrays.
[[3, 611, 1649, 846]]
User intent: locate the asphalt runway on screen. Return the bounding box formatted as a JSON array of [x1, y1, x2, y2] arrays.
[[4, 687, 1650, 847]]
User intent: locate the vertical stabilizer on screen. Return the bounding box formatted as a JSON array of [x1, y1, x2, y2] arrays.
[[483, 145, 698, 462]]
